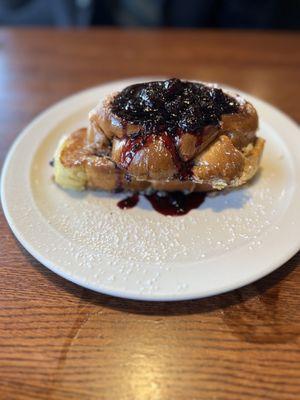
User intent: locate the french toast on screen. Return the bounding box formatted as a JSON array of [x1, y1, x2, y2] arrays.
[[54, 79, 264, 192]]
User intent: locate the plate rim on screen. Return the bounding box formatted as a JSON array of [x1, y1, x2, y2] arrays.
[[1, 77, 300, 301]]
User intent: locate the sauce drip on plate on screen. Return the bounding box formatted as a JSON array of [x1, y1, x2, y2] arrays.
[[117, 191, 206, 216], [117, 193, 139, 209]]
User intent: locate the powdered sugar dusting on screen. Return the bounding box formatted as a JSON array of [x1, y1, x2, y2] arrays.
[[11, 79, 296, 299], [30, 126, 290, 295]]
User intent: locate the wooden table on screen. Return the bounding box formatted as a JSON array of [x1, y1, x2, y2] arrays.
[[0, 29, 300, 400]]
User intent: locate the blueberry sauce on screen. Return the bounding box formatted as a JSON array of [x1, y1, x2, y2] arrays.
[[117, 191, 206, 216], [111, 78, 238, 133], [111, 79, 239, 180], [117, 193, 139, 209]]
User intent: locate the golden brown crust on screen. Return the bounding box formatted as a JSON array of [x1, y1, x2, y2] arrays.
[[88, 95, 141, 141], [193, 135, 246, 183], [111, 135, 178, 180], [221, 101, 258, 149], [178, 125, 219, 161], [54, 128, 264, 192]]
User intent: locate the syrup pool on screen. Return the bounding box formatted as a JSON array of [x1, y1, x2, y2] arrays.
[[117, 191, 206, 216]]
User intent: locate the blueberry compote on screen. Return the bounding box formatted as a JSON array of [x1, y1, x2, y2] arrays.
[[111, 78, 239, 180], [113, 79, 239, 216]]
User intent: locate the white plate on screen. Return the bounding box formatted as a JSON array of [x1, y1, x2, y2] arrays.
[[1, 78, 300, 301]]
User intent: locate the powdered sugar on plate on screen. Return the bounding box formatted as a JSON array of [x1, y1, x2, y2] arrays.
[[2, 78, 300, 300]]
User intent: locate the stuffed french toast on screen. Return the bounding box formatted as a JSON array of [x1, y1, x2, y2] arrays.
[[53, 79, 264, 193]]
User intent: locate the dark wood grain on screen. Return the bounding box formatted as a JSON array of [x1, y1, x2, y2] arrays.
[[0, 29, 300, 400]]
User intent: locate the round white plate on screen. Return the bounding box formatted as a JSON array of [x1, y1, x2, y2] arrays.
[[1, 78, 300, 301]]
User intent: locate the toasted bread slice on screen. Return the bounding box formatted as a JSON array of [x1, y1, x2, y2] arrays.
[[54, 128, 264, 192]]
